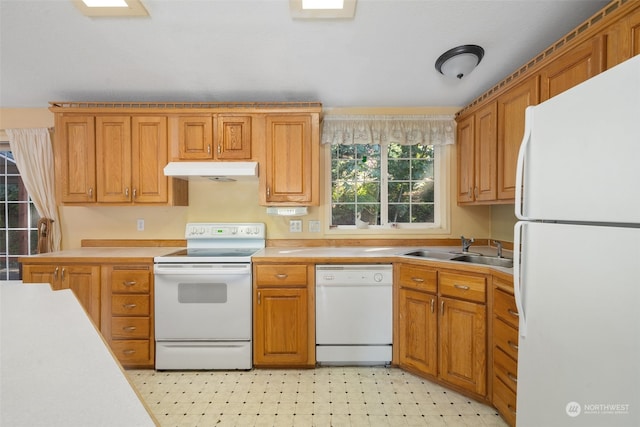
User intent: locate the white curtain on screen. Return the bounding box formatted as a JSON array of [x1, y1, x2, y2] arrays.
[[321, 115, 456, 146], [6, 128, 61, 252]]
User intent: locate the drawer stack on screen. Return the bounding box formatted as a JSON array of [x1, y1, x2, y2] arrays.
[[103, 266, 154, 368], [491, 277, 519, 426]]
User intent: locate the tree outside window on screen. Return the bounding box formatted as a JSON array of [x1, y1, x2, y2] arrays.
[[330, 143, 437, 228]]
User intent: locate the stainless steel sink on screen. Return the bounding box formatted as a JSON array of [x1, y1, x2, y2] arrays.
[[403, 250, 456, 260], [451, 254, 513, 268]]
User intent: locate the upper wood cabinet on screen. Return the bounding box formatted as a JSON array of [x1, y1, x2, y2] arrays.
[[174, 114, 252, 161], [261, 114, 320, 206], [539, 36, 606, 102], [55, 115, 96, 203], [457, 102, 497, 204], [496, 76, 539, 201], [54, 112, 187, 206]]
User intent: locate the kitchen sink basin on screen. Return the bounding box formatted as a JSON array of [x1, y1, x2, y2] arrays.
[[451, 254, 513, 268], [403, 250, 456, 260]]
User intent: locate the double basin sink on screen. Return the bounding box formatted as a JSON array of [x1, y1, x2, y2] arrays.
[[403, 249, 513, 268]]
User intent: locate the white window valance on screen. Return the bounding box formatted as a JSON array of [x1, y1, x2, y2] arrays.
[[321, 115, 456, 146]]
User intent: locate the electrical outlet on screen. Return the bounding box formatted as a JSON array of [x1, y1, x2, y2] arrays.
[[136, 218, 145, 231], [289, 219, 302, 233], [309, 220, 321, 232]]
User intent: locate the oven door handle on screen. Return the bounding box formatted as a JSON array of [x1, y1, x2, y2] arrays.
[[154, 265, 251, 275]]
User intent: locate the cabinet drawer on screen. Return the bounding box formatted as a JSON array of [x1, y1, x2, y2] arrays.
[[110, 340, 151, 364], [397, 264, 437, 293], [493, 347, 518, 392], [255, 264, 308, 286], [111, 295, 150, 316], [439, 271, 486, 302], [494, 287, 519, 328], [111, 269, 150, 293], [493, 376, 517, 427], [111, 317, 150, 339], [494, 317, 519, 360]]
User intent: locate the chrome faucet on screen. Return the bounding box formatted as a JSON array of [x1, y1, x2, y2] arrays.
[[493, 240, 504, 258], [460, 235, 475, 253]]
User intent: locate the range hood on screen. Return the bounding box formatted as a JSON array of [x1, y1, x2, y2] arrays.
[[163, 162, 258, 181]]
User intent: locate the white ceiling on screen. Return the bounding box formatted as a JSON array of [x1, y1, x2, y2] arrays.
[[0, 0, 610, 109]]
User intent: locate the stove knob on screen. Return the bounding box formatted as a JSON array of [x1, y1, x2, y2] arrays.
[[374, 273, 383, 282]]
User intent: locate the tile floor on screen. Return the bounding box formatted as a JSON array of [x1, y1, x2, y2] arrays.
[[127, 366, 509, 427]]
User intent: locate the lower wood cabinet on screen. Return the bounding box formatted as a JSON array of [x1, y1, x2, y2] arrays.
[[253, 263, 314, 367], [101, 265, 155, 368], [397, 263, 488, 399], [22, 263, 101, 327], [491, 275, 518, 427]]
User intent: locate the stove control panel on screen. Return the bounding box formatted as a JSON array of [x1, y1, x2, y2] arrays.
[[185, 223, 265, 239]]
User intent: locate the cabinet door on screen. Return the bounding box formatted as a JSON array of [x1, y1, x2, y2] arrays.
[[540, 36, 606, 101], [456, 114, 475, 203], [96, 116, 132, 203], [254, 287, 308, 366], [399, 288, 438, 376], [216, 115, 252, 160], [178, 115, 213, 160], [264, 115, 318, 205], [131, 116, 168, 203], [474, 102, 497, 202], [631, 8, 640, 57], [439, 296, 487, 396], [497, 76, 539, 201], [61, 265, 102, 327], [56, 115, 96, 203], [21, 264, 60, 289]]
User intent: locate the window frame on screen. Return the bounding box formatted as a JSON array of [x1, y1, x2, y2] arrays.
[[324, 142, 451, 234]]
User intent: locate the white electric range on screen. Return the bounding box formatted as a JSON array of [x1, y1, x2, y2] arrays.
[[153, 223, 265, 370]]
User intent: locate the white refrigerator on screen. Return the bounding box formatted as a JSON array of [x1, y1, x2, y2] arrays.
[[514, 54, 640, 426]]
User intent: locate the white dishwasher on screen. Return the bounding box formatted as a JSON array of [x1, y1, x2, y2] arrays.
[[315, 264, 393, 365]]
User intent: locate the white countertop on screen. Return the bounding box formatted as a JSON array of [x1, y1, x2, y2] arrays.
[[0, 281, 157, 427]]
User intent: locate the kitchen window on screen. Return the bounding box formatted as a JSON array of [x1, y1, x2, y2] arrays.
[[0, 151, 40, 280], [323, 115, 455, 230]]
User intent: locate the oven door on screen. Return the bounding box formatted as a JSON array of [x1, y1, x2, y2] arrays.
[[154, 263, 251, 340]]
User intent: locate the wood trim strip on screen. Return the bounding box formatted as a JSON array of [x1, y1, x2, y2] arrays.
[[81, 239, 186, 247]]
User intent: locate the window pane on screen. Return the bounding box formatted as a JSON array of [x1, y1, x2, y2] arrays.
[[332, 204, 356, 225], [8, 230, 29, 255], [332, 181, 355, 203], [388, 159, 410, 180], [411, 179, 434, 203], [358, 204, 380, 226], [412, 204, 435, 223], [8, 256, 21, 280], [388, 182, 410, 204], [411, 159, 434, 180], [388, 204, 410, 223]]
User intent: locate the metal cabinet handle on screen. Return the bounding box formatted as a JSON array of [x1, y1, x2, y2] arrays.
[[411, 277, 424, 283], [508, 340, 519, 350], [440, 300, 444, 315], [88, 188, 93, 198], [123, 281, 137, 287], [454, 284, 470, 290], [61, 268, 66, 281], [507, 372, 518, 383], [507, 309, 519, 317], [122, 349, 136, 355], [54, 266, 59, 280], [275, 274, 288, 279], [125, 187, 129, 197], [257, 291, 261, 305], [430, 298, 435, 314], [133, 188, 137, 199], [123, 303, 137, 309], [217, 145, 221, 154], [207, 145, 211, 154], [123, 326, 137, 332], [474, 186, 479, 198]]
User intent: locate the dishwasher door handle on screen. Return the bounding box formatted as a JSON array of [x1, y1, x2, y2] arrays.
[[316, 283, 392, 288]]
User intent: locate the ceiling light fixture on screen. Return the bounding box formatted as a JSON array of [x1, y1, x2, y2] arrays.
[[290, 0, 356, 19], [73, 0, 148, 17], [435, 45, 485, 79]]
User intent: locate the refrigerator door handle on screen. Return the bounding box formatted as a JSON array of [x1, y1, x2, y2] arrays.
[[515, 106, 534, 221], [514, 221, 527, 337]]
